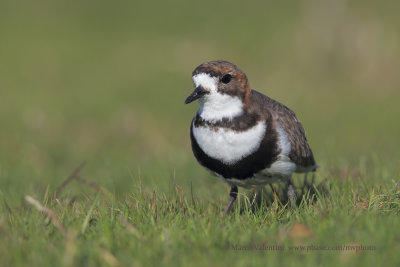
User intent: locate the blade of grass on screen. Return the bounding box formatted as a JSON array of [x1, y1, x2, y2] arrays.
[[81, 192, 100, 234], [55, 161, 87, 198], [25, 195, 67, 237]]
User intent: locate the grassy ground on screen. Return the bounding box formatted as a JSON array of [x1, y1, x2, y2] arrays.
[[0, 1, 399, 266]]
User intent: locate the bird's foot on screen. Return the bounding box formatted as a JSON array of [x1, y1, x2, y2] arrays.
[[224, 186, 238, 215], [288, 182, 296, 208]]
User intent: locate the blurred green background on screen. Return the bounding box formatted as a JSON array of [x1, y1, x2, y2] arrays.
[[0, 0, 399, 201]]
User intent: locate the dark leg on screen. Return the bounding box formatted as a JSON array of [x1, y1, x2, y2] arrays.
[[287, 177, 296, 208], [224, 186, 238, 215]]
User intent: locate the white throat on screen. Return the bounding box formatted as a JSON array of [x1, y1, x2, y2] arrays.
[[192, 73, 243, 121]]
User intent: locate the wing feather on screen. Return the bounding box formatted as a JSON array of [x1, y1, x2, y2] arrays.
[[250, 90, 316, 169]]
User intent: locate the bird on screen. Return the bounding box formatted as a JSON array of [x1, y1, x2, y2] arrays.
[[184, 60, 317, 214]]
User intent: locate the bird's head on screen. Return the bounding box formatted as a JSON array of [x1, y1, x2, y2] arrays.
[[185, 61, 250, 120]]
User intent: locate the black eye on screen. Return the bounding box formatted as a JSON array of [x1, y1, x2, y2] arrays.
[[221, 74, 232, 84]]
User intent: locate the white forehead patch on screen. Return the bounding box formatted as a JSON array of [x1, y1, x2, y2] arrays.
[[192, 73, 218, 92]]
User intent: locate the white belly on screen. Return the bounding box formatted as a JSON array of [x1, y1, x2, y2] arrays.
[[192, 121, 266, 165]]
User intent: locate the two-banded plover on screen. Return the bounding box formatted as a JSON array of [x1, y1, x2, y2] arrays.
[[184, 60, 317, 213]]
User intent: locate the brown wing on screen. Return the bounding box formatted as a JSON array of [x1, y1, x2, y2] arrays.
[[250, 90, 316, 169]]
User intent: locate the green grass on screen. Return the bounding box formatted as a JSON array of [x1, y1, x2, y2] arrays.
[[1, 0, 400, 266], [1, 166, 399, 266]]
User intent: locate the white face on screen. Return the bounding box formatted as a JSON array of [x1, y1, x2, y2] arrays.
[[192, 73, 243, 121]]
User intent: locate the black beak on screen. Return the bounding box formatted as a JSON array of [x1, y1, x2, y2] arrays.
[[184, 86, 208, 104]]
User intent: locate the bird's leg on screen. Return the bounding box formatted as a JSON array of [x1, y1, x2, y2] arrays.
[[224, 186, 238, 215], [287, 177, 296, 208]]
